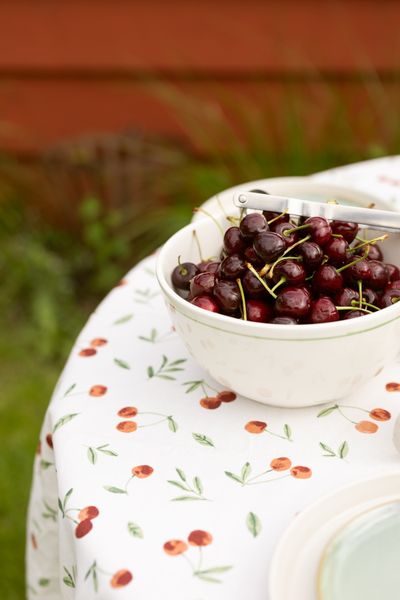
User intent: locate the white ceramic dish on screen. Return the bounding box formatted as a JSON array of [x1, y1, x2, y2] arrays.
[[157, 196, 400, 407], [192, 177, 386, 223], [269, 471, 400, 600]]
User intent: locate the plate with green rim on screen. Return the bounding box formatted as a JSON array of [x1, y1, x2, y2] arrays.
[[269, 472, 400, 600]]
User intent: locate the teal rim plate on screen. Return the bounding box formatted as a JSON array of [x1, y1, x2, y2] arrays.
[[318, 500, 400, 600]]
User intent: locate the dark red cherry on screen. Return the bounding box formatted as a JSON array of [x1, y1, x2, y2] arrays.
[[355, 243, 383, 261], [246, 299, 273, 322], [386, 264, 400, 283], [388, 279, 400, 290], [275, 286, 311, 318], [243, 245, 263, 266], [242, 269, 266, 299], [310, 297, 339, 323], [223, 227, 246, 256], [263, 211, 290, 225], [239, 213, 268, 240], [273, 260, 306, 285], [343, 259, 371, 285], [343, 309, 367, 320], [219, 254, 246, 280], [379, 288, 400, 309], [335, 287, 359, 307], [331, 220, 358, 243], [171, 262, 199, 290], [363, 287, 380, 306], [190, 295, 220, 312], [253, 231, 286, 262], [190, 272, 216, 298], [269, 316, 298, 324], [197, 260, 220, 274], [304, 216, 332, 246], [367, 260, 389, 290], [324, 237, 349, 265], [299, 241, 324, 272], [213, 280, 241, 314], [272, 222, 298, 247], [313, 265, 344, 295]]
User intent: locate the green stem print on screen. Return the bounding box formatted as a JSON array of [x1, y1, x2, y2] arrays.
[[147, 355, 187, 380], [104, 465, 154, 495], [319, 441, 349, 460], [317, 404, 391, 434], [167, 468, 210, 501], [244, 420, 293, 441], [85, 560, 133, 591]]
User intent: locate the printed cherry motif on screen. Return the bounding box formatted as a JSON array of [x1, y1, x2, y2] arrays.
[[79, 348, 97, 357], [318, 403, 391, 434], [75, 519, 93, 539], [200, 397, 221, 409], [225, 459, 311, 486], [104, 465, 154, 494], [110, 569, 133, 588], [217, 390, 236, 402], [117, 421, 137, 432], [163, 540, 188, 555], [78, 506, 100, 521], [90, 338, 108, 347], [244, 420, 292, 441], [115, 407, 177, 433], [163, 530, 231, 583], [58, 488, 99, 539], [63, 383, 108, 398], [270, 457, 292, 471], [132, 465, 153, 478], [183, 379, 236, 410], [290, 466, 312, 479], [89, 385, 107, 397], [118, 406, 138, 418], [46, 433, 53, 449], [386, 382, 400, 392]]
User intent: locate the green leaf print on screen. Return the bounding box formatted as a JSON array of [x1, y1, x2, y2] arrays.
[[114, 358, 130, 370], [127, 522, 144, 539], [113, 314, 134, 325], [192, 433, 215, 448], [339, 441, 349, 459], [53, 413, 79, 434], [147, 355, 186, 380], [87, 447, 97, 465], [167, 416, 178, 432], [103, 486, 127, 494], [317, 405, 339, 418], [246, 512, 262, 538]]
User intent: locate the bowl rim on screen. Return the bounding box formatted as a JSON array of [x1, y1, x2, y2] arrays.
[[156, 193, 400, 340]]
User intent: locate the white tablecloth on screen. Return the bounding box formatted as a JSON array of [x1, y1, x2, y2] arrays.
[[27, 156, 400, 599]]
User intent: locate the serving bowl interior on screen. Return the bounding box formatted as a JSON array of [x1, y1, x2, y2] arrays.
[[157, 194, 400, 408]]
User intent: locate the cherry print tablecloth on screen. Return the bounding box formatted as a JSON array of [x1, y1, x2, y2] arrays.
[[27, 156, 400, 600]]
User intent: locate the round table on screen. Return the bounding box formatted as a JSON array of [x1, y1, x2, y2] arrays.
[[27, 156, 400, 599]]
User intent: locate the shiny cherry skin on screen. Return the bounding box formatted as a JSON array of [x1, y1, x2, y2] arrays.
[[299, 241, 324, 272], [367, 260, 389, 290], [213, 280, 241, 314], [324, 237, 349, 265], [343, 309, 367, 319], [379, 288, 400, 308], [242, 269, 266, 299], [363, 287, 380, 306], [197, 260, 220, 274], [335, 287, 359, 307], [190, 295, 220, 312], [190, 272, 216, 298], [171, 262, 199, 290], [304, 216, 332, 246], [244, 245, 263, 266], [355, 243, 383, 261], [331, 220, 358, 243], [272, 222, 298, 246], [269, 316, 298, 324], [275, 286, 311, 318], [273, 260, 306, 285], [310, 297, 339, 323], [343, 259, 371, 286], [246, 299, 273, 322], [313, 265, 344, 295], [263, 210, 290, 225], [219, 254, 246, 280], [223, 227, 246, 255], [240, 213, 268, 240], [386, 264, 400, 283], [253, 231, 286, 262], [388, 279, 400, 290]]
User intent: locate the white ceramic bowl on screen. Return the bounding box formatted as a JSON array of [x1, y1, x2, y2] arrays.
[[156, 186, 400, 408]]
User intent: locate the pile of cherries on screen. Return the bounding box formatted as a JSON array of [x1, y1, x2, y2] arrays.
[[171, 206, 400, 324]]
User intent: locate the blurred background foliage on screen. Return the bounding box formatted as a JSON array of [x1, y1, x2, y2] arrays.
[[1, 79, 400, 598]]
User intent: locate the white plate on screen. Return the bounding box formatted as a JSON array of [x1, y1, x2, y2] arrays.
[[269, 471, 400, 600], [193, 176, 392, 222]]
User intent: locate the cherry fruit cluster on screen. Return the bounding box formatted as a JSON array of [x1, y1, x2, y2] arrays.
[[171, 209, 400, 324]]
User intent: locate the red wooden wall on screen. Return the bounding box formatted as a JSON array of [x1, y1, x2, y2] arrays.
[[0, 0, 399, 153]]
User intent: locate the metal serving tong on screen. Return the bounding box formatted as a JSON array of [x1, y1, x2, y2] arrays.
[[233, 190, 400, 233]]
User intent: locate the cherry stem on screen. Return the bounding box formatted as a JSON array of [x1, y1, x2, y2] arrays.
[[358, 280, 363, 310], [271, 276, 286, 293], [336, 306, 372, 313], [236, 278, 247, 321], [283, 223, 310, 237], [350, 234, 388, 253], [246, 263, 277, 299], [193, 208, 224, 235], [262, 235, 310, 279], [336, 251, 368, 273], [337, 406, 358, 424], [246, 468, 273, 483], [351, 299, 380, 311], [192, 230, 204, 262], [261, 255, 302, 279], [177, 256, 188, 276], [331, 233, 343, 238], [246, 474, 290, 486], [267, 210, 288, 225]]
